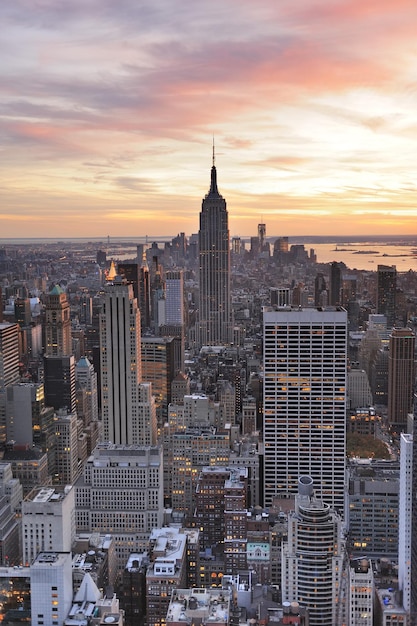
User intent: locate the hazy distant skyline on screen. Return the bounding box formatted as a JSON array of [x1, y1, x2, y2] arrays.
[[1, 0, 417, 238]]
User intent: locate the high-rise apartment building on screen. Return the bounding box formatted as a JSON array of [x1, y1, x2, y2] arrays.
[[387, 327, 415, 433], [377, 264, 397, 328], [100, 281, 156, 445], [263, 307, 347, 513], [197, 157, 232, 346], [282, 476, 344, 626]]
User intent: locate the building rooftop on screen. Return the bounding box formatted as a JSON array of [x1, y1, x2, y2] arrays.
[[166, 588, 231, 626]]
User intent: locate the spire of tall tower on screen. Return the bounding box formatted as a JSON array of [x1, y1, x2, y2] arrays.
[[208, 141, 220, 197]]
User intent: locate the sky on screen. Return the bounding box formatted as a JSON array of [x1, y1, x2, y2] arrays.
[[1, 0, 417, 239]]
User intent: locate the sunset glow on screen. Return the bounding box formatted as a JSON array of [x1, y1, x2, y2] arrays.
[[1, 0, 417, 238]]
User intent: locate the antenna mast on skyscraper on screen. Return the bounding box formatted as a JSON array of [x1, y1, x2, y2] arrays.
[[212, 136, 215, 167]]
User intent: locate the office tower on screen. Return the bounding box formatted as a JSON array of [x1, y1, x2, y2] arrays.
[[14, 297, 31, 326], [74, 443, 164, 571], [348, 458, 399, 557], [377, 264, 397, 328], [160, 269, 185, 373], [258, 222, 266, 251], [0, 462, 22, 566], [31, 551, 73, 626], [139, 253, 151, 330], [0, 322, 20, 446], [96, 249, 107, 267], [347, 366, 373, 410], [5, 382, 56, 475], [118, 262, 140, 301], [164, 269, 184, 325], [197, 156, 232, 346], [44, 285, 72, 357], [75, 356, 99, 424], [329, 261, 342, 306], [270, 287, 292, 307], [263, 307, 347, 513], [282, 476, 344, 626], [150, 256, 165, 332], [3, 445, 49, 495], [368, 313, 389, 340], [78, 293, 93, 325], [348, 559, 374, 626], [22, 485, 75, 566], [387, 328, 415, 434], [54, 409, 81, 485], [292, 282, 309, 307], [314, 272, 327, 307], [232, 237, 242, 255], [273, 237, 289, 259], [165, 424, 229, 515], [43, 285, 76, 413], [141, 336, 178, 427], [43, 354, 76, 413], [399, 433, 412, 617], [100, 281, 156, 446]]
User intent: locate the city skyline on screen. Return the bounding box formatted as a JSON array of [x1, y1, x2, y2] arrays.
[[1, 1, 417, 239]]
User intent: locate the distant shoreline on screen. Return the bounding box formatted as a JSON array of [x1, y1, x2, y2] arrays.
[[0, 234, 417, 246]]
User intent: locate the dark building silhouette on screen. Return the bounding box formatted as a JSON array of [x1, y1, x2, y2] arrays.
[[377, 264, 397, 328], [387, 328, 415, 433], [197, 154, 232, 346], [329, 261, 342, 306]]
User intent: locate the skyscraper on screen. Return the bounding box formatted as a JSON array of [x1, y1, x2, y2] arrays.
[[100, 280, 156, 445], [44, 285, 72, 356], [282, 476, 344, 626], [387, 327, 415, 433], [43, 285, 76, 412], [329, 261, 342, 306], [197, 154, 232, 346], [399, 433, 413, 618], [263, 307, 347, 513], [377, 264, 397, 328], [0, 322, 20, 445]]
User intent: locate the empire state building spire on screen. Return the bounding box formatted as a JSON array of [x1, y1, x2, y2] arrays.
[[197, 154, 232, 347]]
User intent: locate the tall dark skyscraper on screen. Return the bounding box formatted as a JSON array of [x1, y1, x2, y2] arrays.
[[329, 261, 342, 306], [387, 327, 415, 433], [197, 154, 232, 346], [377, 264, 397, 328]]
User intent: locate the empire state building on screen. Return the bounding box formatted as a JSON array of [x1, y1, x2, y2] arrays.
[[197, 156, 232, 346]]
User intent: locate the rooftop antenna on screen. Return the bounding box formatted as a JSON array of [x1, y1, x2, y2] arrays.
[[212, 135, 215, 167]]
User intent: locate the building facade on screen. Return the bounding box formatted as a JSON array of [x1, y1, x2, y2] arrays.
[[197, 159, 232, 346], [387, 327, 415, 434], [263, 307, 347, 513]]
